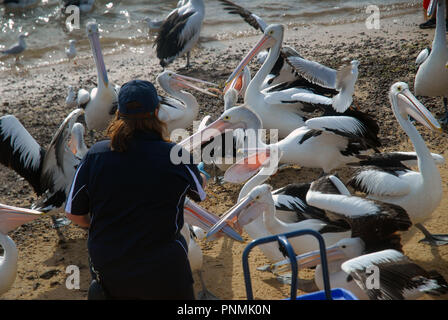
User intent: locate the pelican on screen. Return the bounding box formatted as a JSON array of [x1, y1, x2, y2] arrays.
[[347, 82, 447, 245], [81, 21, 119, 132], [0, 203, 43, 296], [66, 39, 77, 63], [223, 109, 380, 180], [0, 108, 87, 212], [415, 0, 448, 123], [155, 0, 205, 68], [182, 197, 242, 299], [62, 0, 95, 13], [1, 33, 27, 60], [82, 21, 119, 128], [156, 70, 218, 134], [224, 24, 359, 138], [143, 0, 187, 32], [270, 236, 448, 300]]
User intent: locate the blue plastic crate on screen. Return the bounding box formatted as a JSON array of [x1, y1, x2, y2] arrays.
[[295, 288, 358, 300]]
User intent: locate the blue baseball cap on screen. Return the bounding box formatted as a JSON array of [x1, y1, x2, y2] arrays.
[[118, 80, 160, 116]]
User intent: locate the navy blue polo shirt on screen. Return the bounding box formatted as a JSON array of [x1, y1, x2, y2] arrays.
[[65, 130, 205, 281]]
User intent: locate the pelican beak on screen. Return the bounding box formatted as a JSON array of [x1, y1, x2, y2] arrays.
[[224, 34, 275, 90], [68, 135, 78, 156], [88, 28, 109, 88], [178, 117, 245, 152], [427, 0, 438, 17], [398, 89, 443, 133], [267, 245, 347, 275], [184, 198, 243, 242], [0, 203, 43, 234], [172, 74, 219, 97], [223, 148, 272, 183], [206, 195, 267, 240]]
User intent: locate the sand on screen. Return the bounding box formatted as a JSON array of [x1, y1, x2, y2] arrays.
[[0, 10, 448, 300]]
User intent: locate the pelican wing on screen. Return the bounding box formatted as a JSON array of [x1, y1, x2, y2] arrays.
[[158, 100, 187, 123], [0, 203, 43, 234], [218, 0, 267, 32], [348, 167, 412, 197], [305, 116, 366, 137], [415, 47, 431, 66], [0, 115, 45, 195], [351, 151, 445, 168], [286, 56, 337, 89], [341, 250, 448, 300]]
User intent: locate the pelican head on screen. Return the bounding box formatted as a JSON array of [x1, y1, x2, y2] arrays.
[[86, 21, 109, 88], [206, 184, 273, 239], [156, 70, 218, 97], [68, 123, 88, 159], [225, 24, 284, 89], [389, 82, 442, 133], [179, 106, 262, 151]]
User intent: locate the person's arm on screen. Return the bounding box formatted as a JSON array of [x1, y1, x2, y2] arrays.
[[65, 160, 91, 228]]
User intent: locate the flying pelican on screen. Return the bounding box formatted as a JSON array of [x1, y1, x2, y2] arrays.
[[415, 0, 448, 123], [156, 70, 218, 134], [81, 21, 119, 132], [66, 39, 77, 63], [0, 203, 43, 296], [224, 24, 359, 137], [62, 0, 95, 13], [0, 108, 87, 213], [347, 82, 446, 245], [155, 0, 205, 68], [1, 33, 27, 61]]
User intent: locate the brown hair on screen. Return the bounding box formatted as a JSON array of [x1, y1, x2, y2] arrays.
[[106, 103, 169, 152]]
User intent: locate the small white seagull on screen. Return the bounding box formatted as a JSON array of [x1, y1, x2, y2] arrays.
[[65, 39, 77, 63], [1, 33, 28, 61]]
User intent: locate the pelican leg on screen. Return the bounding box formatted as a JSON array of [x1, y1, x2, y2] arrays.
[[440, 97, 448, 125], [196, 270, 219, 300], [415, 223, 448, 246], [185, 52, 191, 69]]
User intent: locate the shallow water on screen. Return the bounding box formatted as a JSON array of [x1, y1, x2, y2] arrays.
[[0, 0, 420, 71]]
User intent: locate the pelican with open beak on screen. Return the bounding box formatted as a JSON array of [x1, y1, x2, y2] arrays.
[[157, 70, 219, 134]]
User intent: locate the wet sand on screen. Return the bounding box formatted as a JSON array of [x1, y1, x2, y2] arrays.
[[0, 11, 448, 300]]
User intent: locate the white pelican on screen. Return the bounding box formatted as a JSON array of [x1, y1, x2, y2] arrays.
[[66, 39, 77, 63], [0, 203, 43, 296], [143, 0, 187, 32], [207, 184, 352, 263], [415, 0, 448, 123], [182, 198, 242, 299], [62, 0, 95, 13], [225, 24, 359, 137], [223, 110, 380, 179], [155, 0, 205, 68], [0, 108, 86, 212], [156, 70, 217, 134], [1, 33, 27, 61], [270, 237, 448, 300], [347, 82, 446, 245], [82, 21, 119, 132]]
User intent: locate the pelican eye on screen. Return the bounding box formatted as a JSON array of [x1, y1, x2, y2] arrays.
[[397, 86, 402, 92], [223, 115, 231, 121], [341, 245, 346, 249], [268, 30, 274, 35], [255, 195, 260, 200]]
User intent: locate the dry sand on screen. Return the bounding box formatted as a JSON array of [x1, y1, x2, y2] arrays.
[[0, 10, 448, 300]]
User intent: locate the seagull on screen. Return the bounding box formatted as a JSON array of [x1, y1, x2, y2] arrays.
[[0, 203, 43, 296], [1, 33, 28, 61], [155, 0, 205, 68], [66, 39, 77, 63]]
